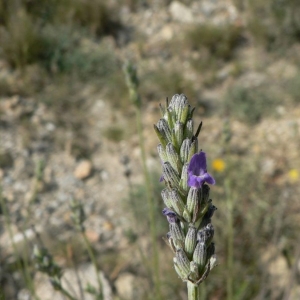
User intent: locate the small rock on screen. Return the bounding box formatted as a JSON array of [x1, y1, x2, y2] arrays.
[[103, 221, 114, 231], [169, 1, 194, 23], [45, 122, 56, 132], [158, 25, 174, 41], [74, 160, 93, 179], [35, 264, 113, 300], [115, 272, 149, 300], [17, 289, 31, 300], [85, 229, 100, 243], [261, 158, 276, 176]]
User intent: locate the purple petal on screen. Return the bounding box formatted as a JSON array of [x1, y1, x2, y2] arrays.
[[159, 174, 164, 182], [188, 174, 205, 188], [162, 208, 178, 223], [202, 173, 216, 185], [188, 152, 207, 176], [162, 208, 176, 216]]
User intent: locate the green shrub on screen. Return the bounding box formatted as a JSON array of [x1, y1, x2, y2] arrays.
[[70, 0, 121, 37], [143, 68, 196, 101], [224, 85, 279, 124], [38, 25, 119, 78], [185, 23, 243, 60], [0, 0, 122, 70], [0, 9, 44, 68], [245, 0, 300, 49], [286, 73, 300, 104], [103, 126, 124, 142]]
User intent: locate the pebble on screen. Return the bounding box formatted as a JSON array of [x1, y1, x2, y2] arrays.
[[74, 160, 93, 179], [169, 1, 194, 23]]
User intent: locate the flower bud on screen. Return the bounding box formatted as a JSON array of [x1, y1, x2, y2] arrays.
[[169, 94, 188, 121], [189, 261, 199, 280], [204, 204, 217, 219], [186, 187, 201, 220], [197, 223, 214, 245], [193, 242, 207, 271], [200, 204, 217, 227], [180, 138, 191, 164], [209, 254, 218, 270], [207, 242, 215, 260], [157, 118, 172, 142], [183, 208, 191, 223], [162, 208, 178, 223], [175, 249, 190, 278], [165, 108, 175, 129], [161, 189, 172, 209], [170, 221, 185, 249], [184, 226, 197, 259], [154, 124, 168, 147], [169, 188, 185, 216], [166, 143, 182, 173], [157, 144, 167, 162], [174, 121, 184, 149], [174, 259, 186, 279], [180, 104, 190, 125], [201, 184, 210, 205], [162, 162, 180, 188], [187, 138, 198, 162], [185, 119, 193, 139], [179, 163, 189, 192]]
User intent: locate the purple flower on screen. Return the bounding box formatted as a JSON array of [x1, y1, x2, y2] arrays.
[[162, 208, 178, 223], [188, 151, 215, 188]]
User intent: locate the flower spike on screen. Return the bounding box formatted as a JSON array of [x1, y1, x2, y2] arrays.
[[155, 94, 217, 298]]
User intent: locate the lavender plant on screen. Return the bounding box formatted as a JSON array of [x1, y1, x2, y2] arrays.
[[33, 245, 77, 300], [154, 94, 217, 300]]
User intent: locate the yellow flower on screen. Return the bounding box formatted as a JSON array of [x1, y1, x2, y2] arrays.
[[288, 169, 299, 182], [212, 159, 225, 172]]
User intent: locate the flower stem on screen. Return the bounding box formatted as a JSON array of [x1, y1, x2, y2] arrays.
[[187, 281, 200, 300], [225, 179, 234, 300], [81, 231, 103, 300], [0, 188, 41, 300], [58, 285, 78, 300], [135, 106, 162, 300]]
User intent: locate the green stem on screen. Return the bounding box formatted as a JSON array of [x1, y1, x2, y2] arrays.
[[135, 107, 162, 299], [225, 179, 233, 300], [81, 231, 103, 299], [58, 285, 78, 300], [0, 188, 40, 300], [187, 281, 200, 300]]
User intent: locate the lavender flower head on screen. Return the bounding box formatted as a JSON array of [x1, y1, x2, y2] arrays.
[[154, 94, 217, 296], [188, 151, 215, 188]]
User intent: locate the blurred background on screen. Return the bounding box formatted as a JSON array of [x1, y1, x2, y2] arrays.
[[0, 0, 300, 299]]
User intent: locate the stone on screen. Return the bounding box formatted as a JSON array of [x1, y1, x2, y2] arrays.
[[85, 229, 100, 243], [74, 160, 93, 179], [115, 272, 149, 300], [35, 264, 113, 300], [17, 289, 31, 300], [169, 1, 194, 23]]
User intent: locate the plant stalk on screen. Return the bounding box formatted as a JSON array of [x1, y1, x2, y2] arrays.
[[187, 281, 200, 300], [81, 231, 103, 300], [135, 106, 162, 300], [225, 179, 234, 300], [58, 285, 78, 300]]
